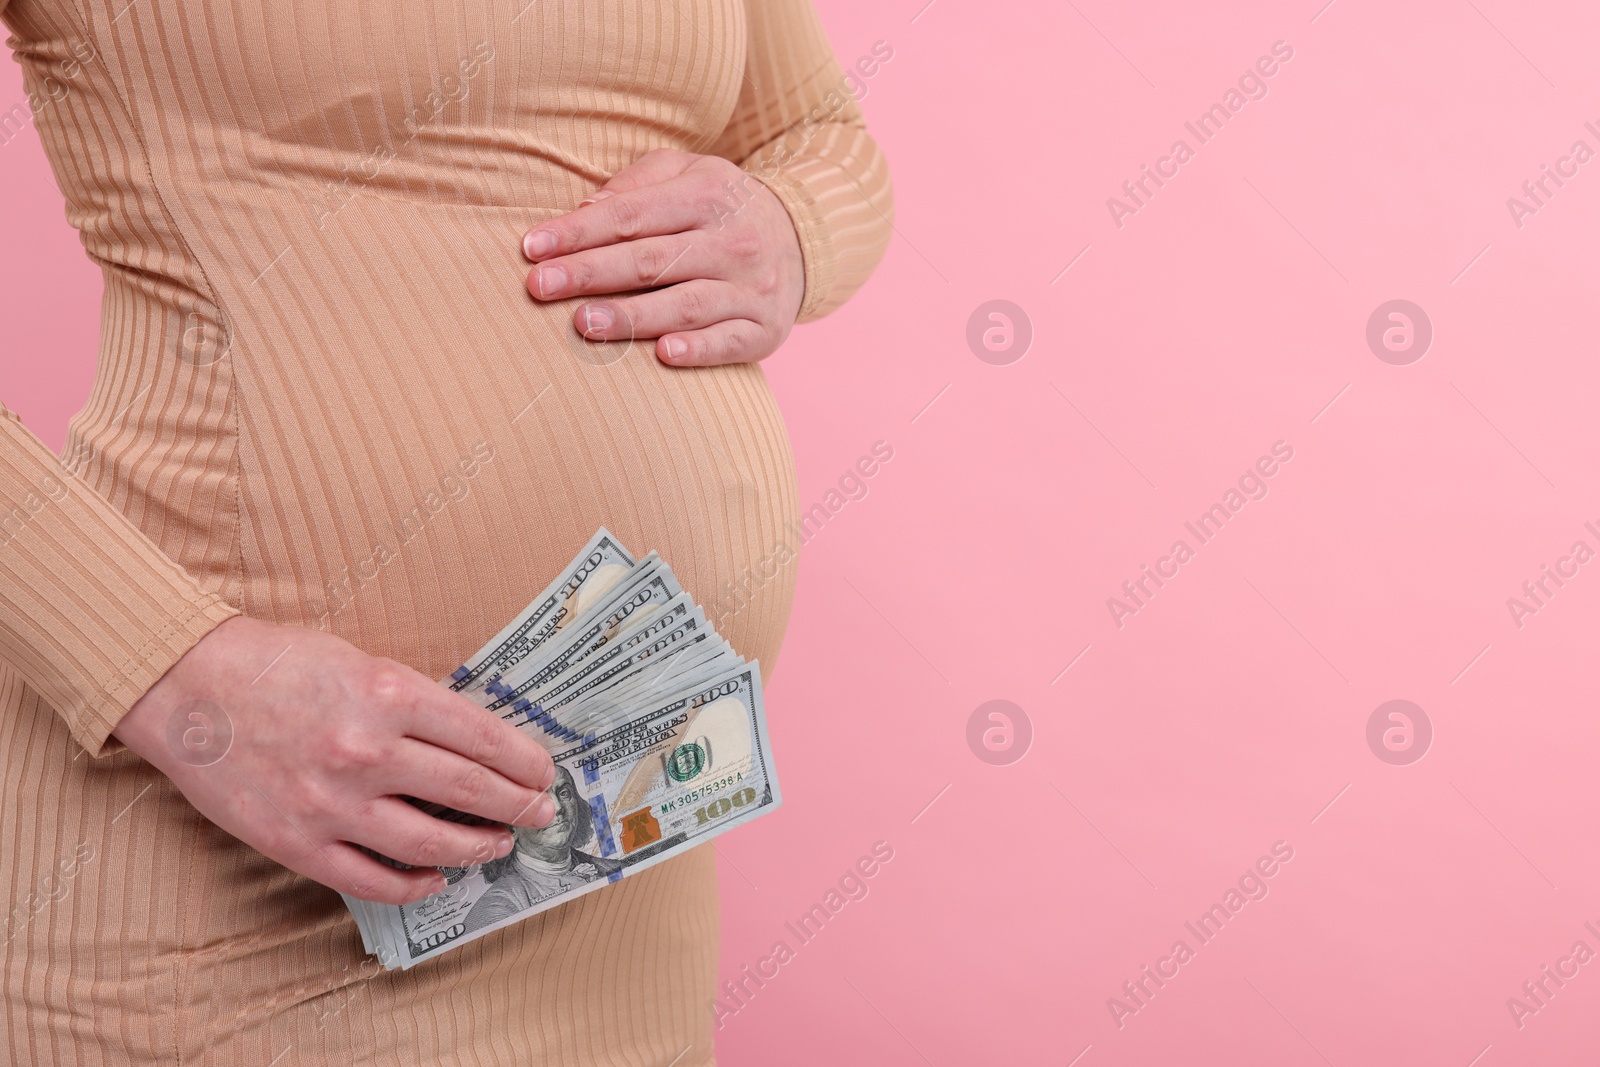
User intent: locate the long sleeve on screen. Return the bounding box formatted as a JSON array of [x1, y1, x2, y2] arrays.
[[0, 407, 239, 756], [711, 0, 896, 324], [2, 0, 843, 1058]]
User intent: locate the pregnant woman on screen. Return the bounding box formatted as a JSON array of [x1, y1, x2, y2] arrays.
[[0, 0, 891, 1062]]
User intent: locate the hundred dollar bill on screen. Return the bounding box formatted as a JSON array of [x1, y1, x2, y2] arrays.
[[523, 631, 740, 747], [342, 528, 781, 968], [446, 528, 635, 693], [486, 602, 713, 729], [380, 663, 778, 968], [565, 645, 733, 734], [480, 562, 682, 703], [564, 622, 732, 715], [524, 621, 725, 739], [485, 593, 694, 724]]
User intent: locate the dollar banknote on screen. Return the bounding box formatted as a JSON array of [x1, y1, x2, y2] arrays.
[[342, 529, 781, 969], [481, 559, 684, 706], [446, 529, 636, 695]]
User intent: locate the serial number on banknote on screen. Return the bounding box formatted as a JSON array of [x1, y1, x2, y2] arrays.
[[659, 772, 747, 814]]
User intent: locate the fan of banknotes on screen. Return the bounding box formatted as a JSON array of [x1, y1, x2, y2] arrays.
[[341, 528, 781, 969]]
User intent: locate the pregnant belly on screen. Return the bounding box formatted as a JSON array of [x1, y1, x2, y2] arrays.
[[222, 196, 801, 682]]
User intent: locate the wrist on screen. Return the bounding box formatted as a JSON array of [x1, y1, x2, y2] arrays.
[[741, 165, 830, 323], [114, 614, 250, 767]]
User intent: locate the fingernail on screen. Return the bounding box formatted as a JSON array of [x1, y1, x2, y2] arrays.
[[494, 833, 514, 859], [580, 305, 614, 335], [524, 230, 557, 259], [537, 265, 567, 298], [661, 336, 687, 360], [533, 792, 558, 827], [579, 189, 617, 207]]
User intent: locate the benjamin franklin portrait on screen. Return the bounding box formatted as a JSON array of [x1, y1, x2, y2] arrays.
[[462, 764, 622, 935]]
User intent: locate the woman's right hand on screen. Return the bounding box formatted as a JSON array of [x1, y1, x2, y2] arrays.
[[111, 615, 558, 905]]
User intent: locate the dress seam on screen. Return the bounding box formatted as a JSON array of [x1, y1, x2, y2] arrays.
[[53, 0, 237, 364]]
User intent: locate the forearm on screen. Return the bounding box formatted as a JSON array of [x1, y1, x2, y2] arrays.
[[0, 406, 238, 756]]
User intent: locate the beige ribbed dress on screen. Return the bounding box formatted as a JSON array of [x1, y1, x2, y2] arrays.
[[0, 0, 892, 1060]]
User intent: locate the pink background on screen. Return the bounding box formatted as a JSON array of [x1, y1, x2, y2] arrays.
[[7, 1, 1600, 1064]]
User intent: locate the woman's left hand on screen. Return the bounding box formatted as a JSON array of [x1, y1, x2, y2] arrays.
[[523, 148, 805, 367]]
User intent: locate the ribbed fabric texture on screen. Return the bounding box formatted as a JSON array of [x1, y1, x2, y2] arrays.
[[0, 0, 893, 1062]]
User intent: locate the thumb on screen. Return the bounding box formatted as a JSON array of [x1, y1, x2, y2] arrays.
[[580, 148, 694, 205]]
